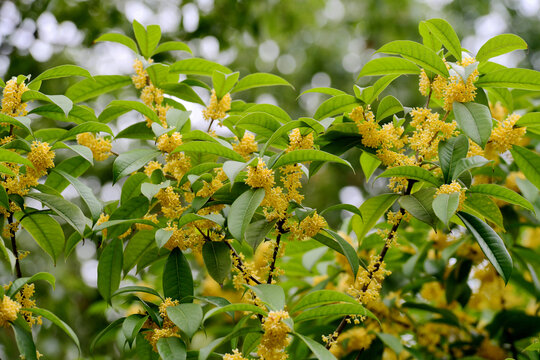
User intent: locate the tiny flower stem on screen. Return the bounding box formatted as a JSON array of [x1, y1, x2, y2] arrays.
[[325, 180, 415, 350], [223, 239, 262, 285], [206, 119, 215, 133], [425, 88, 432, 108], [8, 213, 22, 278], [266, 234, 282, 284]]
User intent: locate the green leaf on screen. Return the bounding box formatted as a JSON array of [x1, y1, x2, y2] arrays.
[[212, 71, 239, 99], [173, 141, 245, 162], [433, 192, 460, 226], [203, 303, 267, 322], [294, 333, 337, 360], [463, 193, 504, 230], [360, 151, 381, 182], [198, 327, 262, 360], [351, 194, 399, 242], [112, 286, 163, 301], [232, 73, 293, 93], [157, 337, 186, 360], [237, 112, 282, 139], [292, 290, 357, 312], [90, 317, 125, 351], [31, 64, 91, 84], [314, 94, 358, 120], [424, 18, 462, 61], [12, 318, 37, 360], [6, 272, 56, 297], [299, 87, 347, 97], [418, 21, 442, 52], [295, 303, 376, 323], [202, 241, 232, 285], [108, 100, 161, 125], [133, 20, 149, 57], [0, 113, 32, 133], [399, 187, 438, 227], [113, 149, 160, 183], [359, 75, 399, 104], [524, 341, 540, 351], [54, 170, 102, 221], [457, 212, 513, 283], [55, 121, 113, 143], [65, 75, 132, 103], [376, 40, 449, 77], [95, 33, 139, 54], [0, 148, 33, 167], [97, 238, 123, 303], [320, 204, 363, 218], [228, 188, 266, 241], [153, 41, 192, 55], [24, 307, 80, 351], [163, 248, 194, 302], [452, 155, 491, 180], [167, 303, 203, 338], [438, 135, 469, 183], [161, 83, 205, 106], [358, 57, 420, 77], [17, 213, 65, 265], [378, 166, 442, 186], [245, 219, 275, 251], [247, 284, 285, 311], [45, 156, 90, 192], [511, 145, 540, 191], [376, 333, 404, 354], [468, 184, 534, 211], [169, 58, 231, 76], [123, 230, 156, 273], [376, 95, 403, 120], [26, 192, 89, 235], [271, 149, 353, 170], [476, 34, 528, 63], [452, 102, 492, 148], [476, 68, 540, 90], [324, 229, 359, 280], [115, 121, 154, 139], [245, 103, 292, 123], [516, 112, 540, 134], [122, 314, 148, 347]]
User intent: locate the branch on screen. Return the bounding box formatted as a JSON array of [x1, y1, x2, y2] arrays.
[[8, 213, 22, 278]]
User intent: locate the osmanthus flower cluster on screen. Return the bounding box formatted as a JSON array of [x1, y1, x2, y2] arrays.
[[2, 18, 540, 360]]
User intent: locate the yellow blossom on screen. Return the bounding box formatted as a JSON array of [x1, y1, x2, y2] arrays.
[[27, 141, 55, 174], [156, 132, 183, 154], [233, 132, 258, 160], [196, 168, 227, 198], [15, 284, 41, 327], [281, 164, 304, 203], [156, 186, 184, 219], [146, 327, 180, 351], [96, 213, 110, 238], [329, 327, 377, 357], [224, 349, 249, 360], [291, 212, 327, 241], [246, 158, 274, 190], [287, 128, 314, 152], [1, 79, 28, 117], [349, 106, 383, 148], [132, 59, 148, 89], [159, 298, 180, 329], [419, 69, 430, 96], [0, 295, 20, 327], [489, 113, 526, 153], [144, 161, 162, 177], [258, 310, 291, 360], [136, 213, 159, 231], [202, 89, 231, 123], [436, 180, 466, 210], [76, 133, 112, 161], [163, 153, 191, 182]]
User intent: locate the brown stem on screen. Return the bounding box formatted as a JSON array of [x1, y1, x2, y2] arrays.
[[325, 180, 415, 349], [266, 234, 282, 284], [425, 88, 432, 108], [223, 240, 261, 285], [206, 119, 215, 133], [8, 213, 22, 278], [442, 110, 449, 122]]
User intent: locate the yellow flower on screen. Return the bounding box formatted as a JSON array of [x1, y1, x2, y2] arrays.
[[96, 213, 110, 238], [246, 158, 275, 190], [141, 84, 164, 107], [419, 69, 430, 96], [287, 128, 314, 152], [159, 298, 180, 329], [76, 133, 112, 161], [156, 132, 183, 154], [281, 164, 304, 203], [156, 186, 184, 219], [27, 141, 55, 174], [233, 132, 258, 160], [436, 180, 466, 210], [132, 59, 148, 89], [0, 295, 20, 327], [146, 327, 180, 352], [489, 113, 526, 153], [442, 59, 479, 111], [163, 153, 191, 182], [1, 79, 28, 117], [291, 212, 327, 241], [196, 168, 228, 198], [329, 327, 377, 357], [224, 349, 249, 360], [258, 310, 291, 360], [15, 284, 41, 327], [349, 106, 383, 148], [144, 161, 162, 177], [202, 89, 231, 122]]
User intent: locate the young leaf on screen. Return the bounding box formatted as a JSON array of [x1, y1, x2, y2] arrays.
[[30, 64, 92, 83], [292, 290, 357, 313], [95, 33, 139, 54], [376, 40, 449, 77], [294, 303, 376, 323], [271, 149, 353, 170], [17, 213, 65, 265], [357, 57, 420, 77], [378, 166, 442, 186], [24, 307, 80, 351], [359, 75, 399, 104], [324, 229, 359, 280], [351, 194, 399, 242], [457, 212, 513, 283], [65, 75, 132, 103], [153, 41, 192, 56], [212, 70, 239, 99], [202, 241, 232, 285], [438, 135, 469, 183], [418, 21, 442, 52], [360, 151, 381, 182], [247, 284, 285, 311], [232, 73, 293, 93], [433, 192, 460, 226], [293, 333, 337, 360], [122, 314, 148, 347], [476, 34, 528, 63], [97, 238, 123, 303], [476, 68, 540, 90], [167, 303, 203, 338], [452, 102, 492, 148], [424, 18, 462, 61], [163, 248, 193, 302], [376, 95, 404, 121], [123, 230, 156, 273], [228, 188, 265, 241], [510, 145, 540, 191], [12, 318, 37, 360]]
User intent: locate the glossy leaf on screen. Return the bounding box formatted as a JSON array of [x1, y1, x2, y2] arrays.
[[399, 187, 438, 227], [65, 75, 132, 103], [378, 166, 442, 186], [157, 337, 186, 360], [55, 121, 113, 143], [314, 94, 358, 120], [424, 18, 462, 61], [163, 248, 193, 303], [97, 238, 123, 303], [452, 102, 492, 148], [325, 229, 359, 279], [202, 241, 232, 284], [167, 303, 203, 338], [24, 307, 80, 351], [351, 194, 399, 242], [31, 64, 91, 84], [433, 192, 460, 226], [511, 145, 540, 190], [476, 34, 528, 63], [232, 72, 293, 93], [113, 149, 160, 183], [292, 290, 357, 312], [271, 149, 353, 170], [153, 41, 192, 55], [18, 213, 65, 265], [476, 68, 540, 90], [95, 33, 139, 53], [438, 135, 469, 183], [123, 230, 156, 273], [169, 58, 231, 76], [468, 184, 533, 211], [294, 333, 337, 360], [173, 141, 245, 162], [295, 303, 376, 323], [357, 57, 420, 77], [376, 95, 403, 120]]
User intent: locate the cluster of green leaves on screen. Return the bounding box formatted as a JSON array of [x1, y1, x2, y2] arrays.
[[1, 18, 540, 360]]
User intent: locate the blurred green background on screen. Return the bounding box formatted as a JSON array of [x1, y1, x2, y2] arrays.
[[1, 0, 540, 358]]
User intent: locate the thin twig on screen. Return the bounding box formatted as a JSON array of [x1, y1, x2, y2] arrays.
[[8, 213, 22, 278], [266, 234, 282, 284], [425, 88, 432, 108], [223, 239, 262, 285], [206, 119, 215, 133]]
